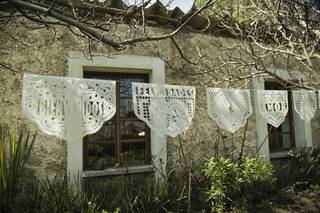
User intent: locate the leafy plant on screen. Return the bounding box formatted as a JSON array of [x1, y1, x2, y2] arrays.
[[123, 177, 186, 213], [85, 175, 187, 213], [202, 157, 240, 212], [202, 156, 275, 212], [19, 176, 101, 213], [17, 178, 44, 213], [101, 209, 120, 213], [276, 145, 320, 189], [239, 156, 275, 203], [0, 125, 36, 212]]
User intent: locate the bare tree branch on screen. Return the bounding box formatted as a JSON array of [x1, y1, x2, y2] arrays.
[[6, 0, 214, 50]]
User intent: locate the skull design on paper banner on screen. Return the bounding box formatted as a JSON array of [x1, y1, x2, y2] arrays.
[[292, 90, 317, 122]]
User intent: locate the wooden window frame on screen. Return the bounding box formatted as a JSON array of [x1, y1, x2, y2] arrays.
[[83, 71, 151, 170]]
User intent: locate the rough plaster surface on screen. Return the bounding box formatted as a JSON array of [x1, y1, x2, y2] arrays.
[[0, 21, 318, 179]]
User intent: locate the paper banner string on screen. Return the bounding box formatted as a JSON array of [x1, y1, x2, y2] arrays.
[[132, 82, 196, 137], [207, 88, 252, 133], [22, 74, 116, 140], [22, 73, 320, 138], [257, 90, 288, 128], [292, 90, 317, 122]]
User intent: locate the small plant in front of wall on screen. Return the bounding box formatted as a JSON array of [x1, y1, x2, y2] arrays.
[[101, 208, 120, 213], [0, 124, 36, 213], [202, 155, 275, 212]]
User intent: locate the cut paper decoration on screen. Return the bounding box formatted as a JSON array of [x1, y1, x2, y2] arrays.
[[132, 82, 196, 137], [292, 90, 317, 122], [207, 88, 252, 133], [22, 74, 116, 140], [257, 90, 288, 128]]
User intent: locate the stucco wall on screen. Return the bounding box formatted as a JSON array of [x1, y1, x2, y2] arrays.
[[0, 20, 318, 179]]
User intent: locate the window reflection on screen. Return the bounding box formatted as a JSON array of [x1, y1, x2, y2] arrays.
[[87, 144, 116, 170], [120, 79, 146, 97], [121, 121, 146, 140], [84, 121, 116, 143], [121, 143, 146, 166], [120, 99, 135, 118]]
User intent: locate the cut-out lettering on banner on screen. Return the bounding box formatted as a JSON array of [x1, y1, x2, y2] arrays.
[[132, 82, 195, 137], [257, 90, 288, 128], [22, 74, 116, 140]]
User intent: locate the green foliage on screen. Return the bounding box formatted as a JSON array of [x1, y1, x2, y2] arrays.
[[292, 145, 320, 184], [276, 145, 320, 188], [202, 156, 275, 212], [18, 174, 186, 213], [241, 156, 274, 183], [101, 209, 120, 213], [0, 125, 36, 213], [239, 156, 275, 203], [123, 177, 186, 213], [19, 177, 101, 213], [202, 157, 240, 211], [86, 175, 187, 213]]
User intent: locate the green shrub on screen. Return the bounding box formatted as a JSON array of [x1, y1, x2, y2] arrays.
[[21, 176, 176, 213], [84, 177, 123, 212], [0, 125, 36, 213], [239, 156, 275, 203], [276, 145, 320, 188], [241, 156, 274, 183], [202, 157, 241, 212], [84, 175, 187, 213], [18, 176, 100, 213], [202, 156, 275, 212], [123, 177, 186, 213], [40, 177, 100, 213], [101, 209, 120, 213]]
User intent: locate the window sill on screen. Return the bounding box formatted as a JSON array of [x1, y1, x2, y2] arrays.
[[82, 165, 154, 178], [270, 150, 291, 159]]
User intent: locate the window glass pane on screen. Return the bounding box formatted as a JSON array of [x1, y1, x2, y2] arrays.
[[84, 120, 116, 142], [120, 81, 132, 97], [121, 121, 146, 140], [282, 134, 291, 149], [121, 143, 145, 165], [268, 124, 283, 150], [281, 117, 290, 132], [120, 99, 135, 118], [120, 79, 146, 97], [87, 144, 116, 170], [84, 71, 150, 169]]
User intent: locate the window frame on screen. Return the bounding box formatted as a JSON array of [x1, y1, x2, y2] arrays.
[[83, 72, 151, 170], [67, 52, 166, 181], [253, 69, 313, 160]]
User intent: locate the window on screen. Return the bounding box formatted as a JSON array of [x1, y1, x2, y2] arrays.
[[265, 82, 295, 152], [67, 52, 166, 181], [83, 72, 151, 170], [253, 70, 313, 160]]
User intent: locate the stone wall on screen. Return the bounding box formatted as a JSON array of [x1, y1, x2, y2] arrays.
[[0, 20, 318, 179]]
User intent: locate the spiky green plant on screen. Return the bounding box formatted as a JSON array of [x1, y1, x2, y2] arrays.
[[0, 125, 36, 212], [33, 176, 101, 213]]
